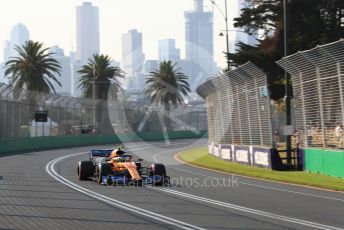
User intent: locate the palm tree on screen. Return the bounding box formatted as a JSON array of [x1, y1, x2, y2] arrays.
[[145, 60, 190, 130], [5, 40, 61, 125], [78, 54, 125, 134], [5, 40, 61, 93], [78, 54, 124, 100]]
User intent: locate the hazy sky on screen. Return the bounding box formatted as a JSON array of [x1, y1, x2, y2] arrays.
[[0, 0, 239, 68]]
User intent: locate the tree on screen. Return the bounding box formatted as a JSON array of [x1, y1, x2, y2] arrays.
[[145, 60, 191, 130], [78, 54, 124, 100], [5, 40, 61, 93], [78, 54, 125, 134], [4, 40, 61, 126], [227, 0, 344, 100]]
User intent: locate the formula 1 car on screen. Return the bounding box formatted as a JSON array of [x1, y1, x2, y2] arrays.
[[77, 147, 169, 186]]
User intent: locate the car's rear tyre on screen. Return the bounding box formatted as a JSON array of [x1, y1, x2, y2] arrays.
[[97, 163, 112, 184], [149, 163, 166, 186], [78, 161, 94, 180]]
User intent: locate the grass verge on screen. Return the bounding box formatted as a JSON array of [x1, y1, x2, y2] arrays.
[[178, 146, 344, 192]]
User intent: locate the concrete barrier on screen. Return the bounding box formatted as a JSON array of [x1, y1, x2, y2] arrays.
[[304, 148, 344, 178], [0, 130, 208, 155]]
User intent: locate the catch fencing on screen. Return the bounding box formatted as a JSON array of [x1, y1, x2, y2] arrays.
[[277, 39, 344, 150], [0, 83, 207, 139], [197, 62, 273, 147]]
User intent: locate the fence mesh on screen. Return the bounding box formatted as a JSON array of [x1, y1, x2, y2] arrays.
[[197, 62, 273, 147], [277, 39, 344, 149], [0, 83, 207, 139]]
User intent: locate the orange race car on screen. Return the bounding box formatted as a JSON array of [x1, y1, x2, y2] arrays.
[[77, 146, 169, 186]]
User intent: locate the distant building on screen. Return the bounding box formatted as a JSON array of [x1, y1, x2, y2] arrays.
[[184, 0, 217, 95], [49, 46, 72, 96], [76, 2, 99, 64], [69, 51, 76, 64], [158, 39, 180, 63], [111, 60, 121, 68], [144, 60, 159, 74], [0, 62, 6, 84], [121, 29, 145, 91], [3, 41, 10, 62], [3, 23, 30, 61], [72, 61, 83, 97], [2, 23, 30, 84]]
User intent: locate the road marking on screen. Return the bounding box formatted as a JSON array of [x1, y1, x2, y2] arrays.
[[152, 151, 344, 202], [46, 146, 205, 230], [150, 187, 344, 230], [171, 166, 344, 203]]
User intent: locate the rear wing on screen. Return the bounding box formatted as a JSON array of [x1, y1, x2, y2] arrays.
[[89, 150, 113, 159]]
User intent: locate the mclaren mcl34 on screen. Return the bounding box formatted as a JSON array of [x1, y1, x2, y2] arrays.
[[77, 147, 169, 186]]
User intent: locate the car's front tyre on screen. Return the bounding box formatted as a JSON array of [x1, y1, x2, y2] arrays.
[[78, 161, 94, 180], [97, 163, 112, 184]]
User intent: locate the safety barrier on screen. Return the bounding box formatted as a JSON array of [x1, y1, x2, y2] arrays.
[[208, 142, 275, 169], [304, 148, 344, 178], [0, 130, 208, 155]]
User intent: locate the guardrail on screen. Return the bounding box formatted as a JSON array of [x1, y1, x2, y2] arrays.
[[0, 130, 208, 155]]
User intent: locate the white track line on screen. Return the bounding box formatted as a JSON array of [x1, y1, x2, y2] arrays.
[[171, 167, 344, 203], [151, 149, 344, 202], [45, 147, 205, 230], [150, 187, 344, 230]]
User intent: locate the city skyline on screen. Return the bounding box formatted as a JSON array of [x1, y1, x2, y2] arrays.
[[0, 0, 243, 68], [76, 2, 100, 64]]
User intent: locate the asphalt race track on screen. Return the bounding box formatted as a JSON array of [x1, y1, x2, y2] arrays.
[[0, 139, 344, 230]]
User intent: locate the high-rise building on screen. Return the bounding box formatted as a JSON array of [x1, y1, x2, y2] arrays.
[[0, 62, 5, 84], [1, 23, 30, 84], [76, 2, 99, 64], [49, 46, 72, 96], [121, 29, 145, 91], [72, 61, 83, 97], [144, 60, 159, 74], [158, 39, 180, 63], [185, 0, 213, 60], [184, 0, 217, 94], [3, 41, 11, 62], [3, 23, 30, 61]]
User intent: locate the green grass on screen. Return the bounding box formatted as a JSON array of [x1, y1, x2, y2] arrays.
[[178, 147, 344, 191]]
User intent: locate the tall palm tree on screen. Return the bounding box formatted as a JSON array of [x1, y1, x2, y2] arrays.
[[78, 54, 124, 100], [5, 40, 61, 93], [78, 54, 125, 134], [145, 60, 190, 130], [5, 40, 61, 125]]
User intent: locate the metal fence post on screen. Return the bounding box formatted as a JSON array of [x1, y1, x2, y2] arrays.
[[299, 73, 308, 147], [337, 62, 344, 125], [316, 66, 327, 148], [227, 86, 234, 145], [245, 83, 253, 145], [254, 79, 264, 146], [235, 85, 243, 145], [217, 91, 225, 143]]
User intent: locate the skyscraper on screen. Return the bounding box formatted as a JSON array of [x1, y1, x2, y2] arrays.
[[158, 39, 180, 63], [184, 0, 217, 94], [76, 2, 99, 64], [49, 46, 72, 96], [3, 23, 30, 61], [1, 23, 30, 84], [185, 0, 213, 60], [122, 29, 145, 91], [144, 60, 159, 74]]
